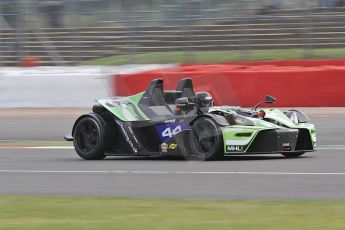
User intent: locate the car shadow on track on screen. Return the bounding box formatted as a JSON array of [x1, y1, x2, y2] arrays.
[[222, 155, 312, 161], [97, 155, 313, 161], [60, 154, 312, 162]]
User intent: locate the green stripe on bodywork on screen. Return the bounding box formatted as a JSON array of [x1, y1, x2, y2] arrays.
[[222, 126, 272, 154], [98, 92, 150, 122]]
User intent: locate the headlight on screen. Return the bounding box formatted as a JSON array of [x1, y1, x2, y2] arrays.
[[234, 115, 255, 126], [285, 109, 310, 123], [289, 111, 299, 124]]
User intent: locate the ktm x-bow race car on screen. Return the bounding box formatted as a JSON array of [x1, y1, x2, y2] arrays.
[[65, 78, 316, 160]]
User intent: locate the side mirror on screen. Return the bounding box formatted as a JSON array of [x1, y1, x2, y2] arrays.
[[251, 95, 277, 111], [265, 95, 276, 104], [175, 97, 189, 106]]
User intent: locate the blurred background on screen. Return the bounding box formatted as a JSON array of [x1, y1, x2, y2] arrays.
[[0, 0, 344, 66]]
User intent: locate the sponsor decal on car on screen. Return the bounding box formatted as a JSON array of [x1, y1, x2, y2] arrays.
[[161, 143, 168, 152], [283, 143, 291, 151], [155, 122, 188, 142], [169, 143, 177, 150], [115, 119, 138, 154], [226, 145, 244, 152], [128, 126, 140, 146], [106, 101, 120, 107]]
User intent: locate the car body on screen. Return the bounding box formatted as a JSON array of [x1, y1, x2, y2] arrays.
[[65, 78, 316, 160]]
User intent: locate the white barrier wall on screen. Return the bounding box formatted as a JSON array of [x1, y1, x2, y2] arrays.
[[0, 65, 174, 108]]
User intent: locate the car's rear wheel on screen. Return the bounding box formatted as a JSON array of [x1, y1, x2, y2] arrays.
[[73, 114, 107, 160], [189, 117, 223, 161], [281, 152, 305, 158]]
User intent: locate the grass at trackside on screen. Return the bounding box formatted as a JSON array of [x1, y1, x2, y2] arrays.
[[81, 48, 345, 65], [0, 140, 72, 147], [1, 197, 345, 230]]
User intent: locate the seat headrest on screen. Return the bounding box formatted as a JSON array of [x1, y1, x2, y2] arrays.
[[176, 78, 195, 97], [144, 78, 165, 106]]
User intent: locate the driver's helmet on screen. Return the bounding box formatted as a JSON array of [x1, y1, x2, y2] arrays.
[[195, 91, 213, 107]]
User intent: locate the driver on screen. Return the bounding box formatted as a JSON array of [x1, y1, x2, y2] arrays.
[[196, 91, 214, 108], [174, 91, 214, 115]]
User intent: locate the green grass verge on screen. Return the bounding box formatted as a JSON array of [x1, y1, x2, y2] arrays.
[[0, 140, 72, 147], [1, 196, 345, 230], [81, 48, 345, 65]]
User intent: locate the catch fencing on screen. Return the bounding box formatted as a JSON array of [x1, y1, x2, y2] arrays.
[[0, 0, 344, 66]]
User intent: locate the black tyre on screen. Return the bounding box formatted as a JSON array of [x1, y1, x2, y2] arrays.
[[281, 152, 305, 158], [73, 114, 107, 160], [189, 117, 223, 161]]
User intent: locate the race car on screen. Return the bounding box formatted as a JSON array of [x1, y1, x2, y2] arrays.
[[65, 78, 316, 160]]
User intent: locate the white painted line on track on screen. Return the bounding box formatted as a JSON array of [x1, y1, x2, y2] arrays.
[[0, 146, 74, 149], [317, 145, 345, 150], [1, 170, 345, 175], [30, 146, 74, 149], [317, 148, 345, 150]]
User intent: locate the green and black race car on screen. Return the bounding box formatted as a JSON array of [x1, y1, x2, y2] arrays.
[[65, 78, 316, 160]]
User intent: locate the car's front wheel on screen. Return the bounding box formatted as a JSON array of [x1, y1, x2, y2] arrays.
[[189, 117, 223, 161], [281, 152, 305, 158], [73, 114, 107, 160]]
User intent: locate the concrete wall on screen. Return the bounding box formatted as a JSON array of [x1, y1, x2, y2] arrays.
[[0, 65, 174, 108]]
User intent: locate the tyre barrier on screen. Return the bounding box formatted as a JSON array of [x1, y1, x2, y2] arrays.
[[113, 59, 345, 107]]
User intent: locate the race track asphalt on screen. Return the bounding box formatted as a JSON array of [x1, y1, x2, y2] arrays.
[[0, 114, 344, 199]]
